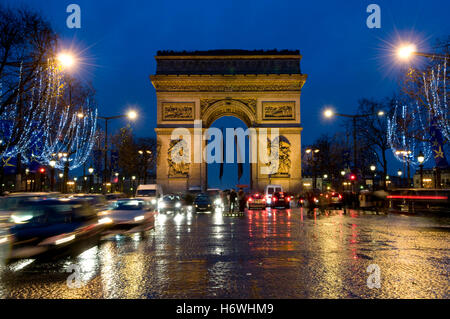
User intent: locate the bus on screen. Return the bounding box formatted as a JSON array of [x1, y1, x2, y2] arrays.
[[387, 188, 450, 214]]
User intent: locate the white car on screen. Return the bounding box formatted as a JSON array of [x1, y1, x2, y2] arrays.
[[98, 199, 156, 234]]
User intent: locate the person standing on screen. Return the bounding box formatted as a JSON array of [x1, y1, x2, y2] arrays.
[[229, 189, 237, 213], [238, 188, 246, 213]]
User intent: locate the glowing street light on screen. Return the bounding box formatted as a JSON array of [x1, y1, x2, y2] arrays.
[[127, 110, 138, 120], [397, 44, 416, 60], [57, 52, 76, 69], [324, 109, 334, 118], [88, 167, 94, 174], [370, 165, 376, 172]]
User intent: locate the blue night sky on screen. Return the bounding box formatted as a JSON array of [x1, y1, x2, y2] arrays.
[[5, 0, 450, 183]]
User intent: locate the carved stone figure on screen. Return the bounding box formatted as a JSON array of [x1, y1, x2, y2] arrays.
[[168, 139, 189, 176]]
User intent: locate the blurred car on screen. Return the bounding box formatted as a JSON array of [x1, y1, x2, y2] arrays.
[[158, 195, 183, 214], [105, 193, 127, 201], [7, 199, 104, 260], [207, 188, 223, 209], [69, 194, 108, 211], [193, 193, 212, 213], [269, 191, 291, 209], [98, 198, 156, 234], [0, 225, 9, 267], [246, 193, 266, 210], [0, 192, 59, 224]]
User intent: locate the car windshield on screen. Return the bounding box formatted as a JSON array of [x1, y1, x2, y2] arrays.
[[136, 189, 156, 196], [196, 195, 209, 201], [163, 195, 180, 202], [110, 200, 144, 210]]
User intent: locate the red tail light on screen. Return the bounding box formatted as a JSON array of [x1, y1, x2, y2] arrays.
[[286, 196, 291, 201], [248, 197, 253, 202], [273, 197, 278, 202], [338, 194, 342, 200]]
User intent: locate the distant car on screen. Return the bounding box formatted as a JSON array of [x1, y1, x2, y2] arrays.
[[193, 193, 212, 213], [136, 184, 163, 205], [247, 193, 266, 210], [158, 195, 183, 214], [324, 191, 343, 209], [264, 184, 283, 206], [98, 198, 156, 234], [269, 191, 291, 209], [207, 188, 223, 209], [7, 199, 104, 260]]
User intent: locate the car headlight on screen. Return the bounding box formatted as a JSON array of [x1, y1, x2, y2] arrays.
[[134, 215, 145, 222], [195, 204, 198, 208], [98, 217, 113, 224], [151, 199, 156, 204], [159, 202, 166, 209], [175, 202, 181, 208], [0, 236, 9, 244], [10, 214, 33, 224], [214, 198, 222, 205]]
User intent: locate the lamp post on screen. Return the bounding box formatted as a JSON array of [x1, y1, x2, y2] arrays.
[[396, 44, 450, 62], [370, 165, 376, 191], [417, 152, 425, 188], [305, 148, 320, 189], [49, 160, 56, 192], [397, 170, 403, 187], [324, 109, 384, 171], [88, 167, 94, 193], [98, 110, 137, 191]]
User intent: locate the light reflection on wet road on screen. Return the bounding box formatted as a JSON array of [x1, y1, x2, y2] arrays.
[[0, 208, 449, 299]]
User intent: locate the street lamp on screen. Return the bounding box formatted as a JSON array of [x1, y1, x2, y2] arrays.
[[397, 169, 403, 187], [49, 160, 56, 192], [305, 148, 320, 189], [88, 167, 94, 193], [396, 43, 449, 61], [323, 108, 384, 171], [57, 52, 76, 69], [98, 110, 138, 190], [370, 165, 376, 191], [417, 151, 425, 188]]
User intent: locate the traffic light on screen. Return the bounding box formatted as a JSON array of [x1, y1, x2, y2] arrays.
[[39, 167, 46, 174], [349, 174, 356, 181]]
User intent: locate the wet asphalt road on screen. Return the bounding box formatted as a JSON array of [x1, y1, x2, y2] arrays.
[[0, 207, 449, 299]]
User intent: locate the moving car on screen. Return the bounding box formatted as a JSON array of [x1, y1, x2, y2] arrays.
[[7, 199, 105, 260], [193, 193, 212, 213], [0, 192, 59, 224], [68, 194, 108, 211], [207, 188, 223, 209], [247, 193, 266, 210], [264, 184, 283, 206], [0, 225, 9, 267], [98, 198, 156, 234], [158, 195, 183, 214], [135, 184, 163, 205], [269, 191, 291, 209]]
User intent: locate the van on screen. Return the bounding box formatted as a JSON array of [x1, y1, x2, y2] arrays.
[[264, 184, 283, 206], [135, 184, 163, 205]]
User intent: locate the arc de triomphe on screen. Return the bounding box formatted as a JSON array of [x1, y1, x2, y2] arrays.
[[150, 50, 307, 193]]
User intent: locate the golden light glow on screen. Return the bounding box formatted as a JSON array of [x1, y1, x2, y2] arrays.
[[57, 52, 76, 68], [324, 109, 334, 118], [397, 44, 416, 60], [127, 110, 138, 120]]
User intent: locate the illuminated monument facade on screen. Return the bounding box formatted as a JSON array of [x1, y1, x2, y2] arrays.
[[150, 50, 307, 193]]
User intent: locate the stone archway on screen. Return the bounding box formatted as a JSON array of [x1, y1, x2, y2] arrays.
[[151, 50, 307, 193]]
